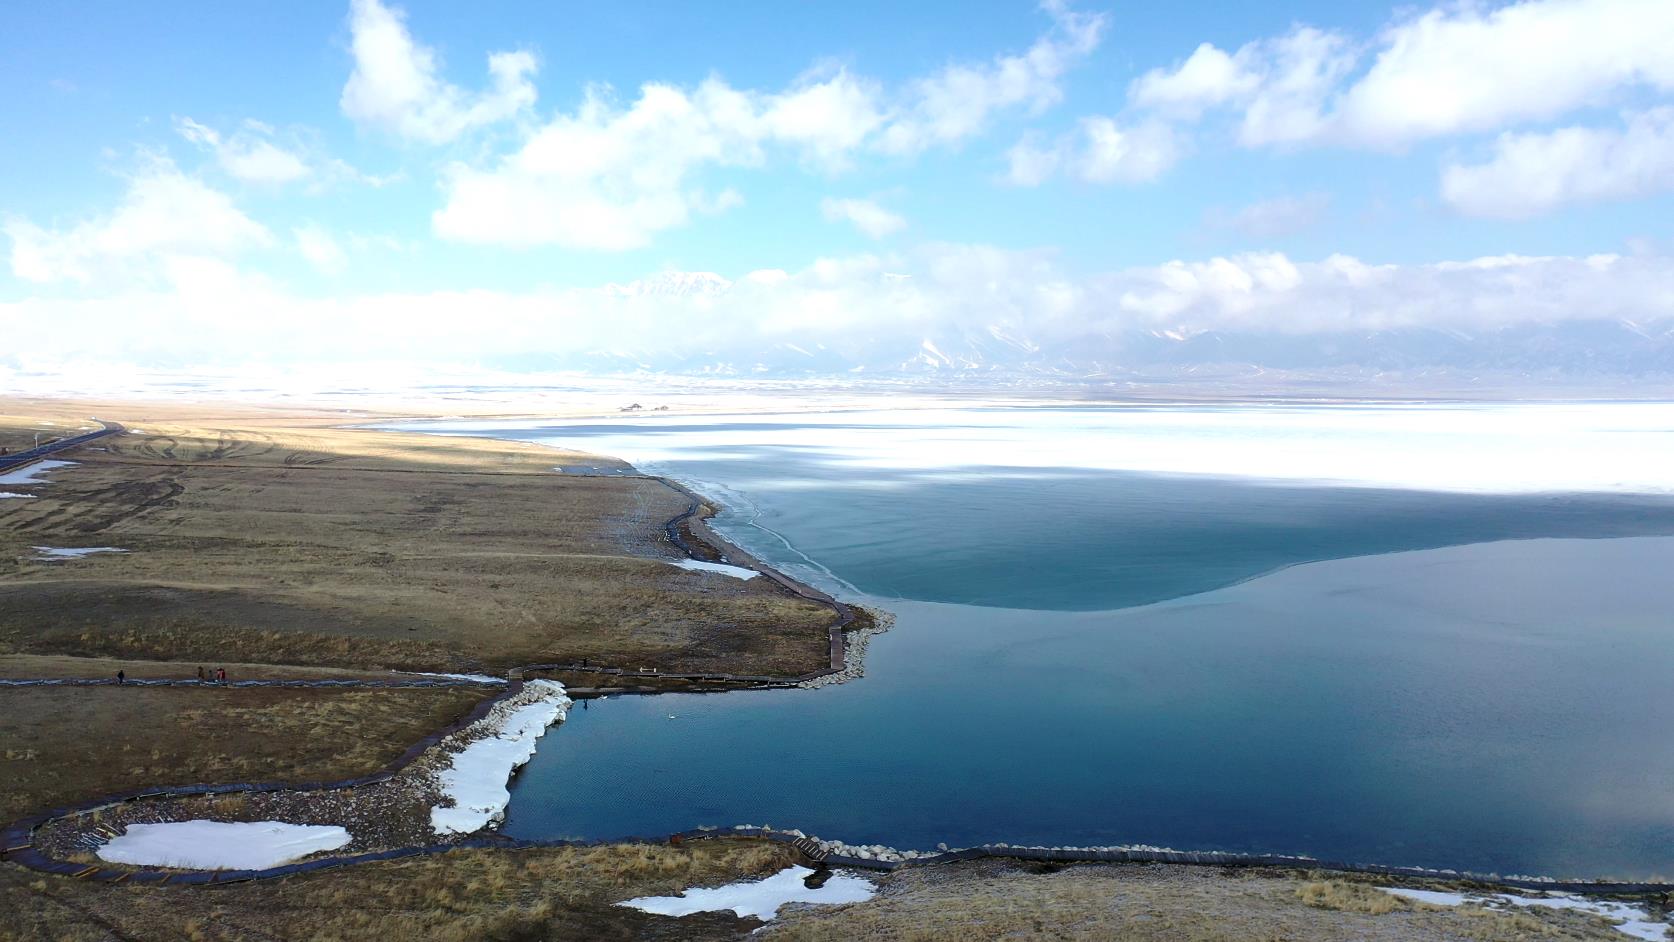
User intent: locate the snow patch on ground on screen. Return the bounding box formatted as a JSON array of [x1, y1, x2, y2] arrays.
[[0, 492, 33, 499], [430, 679, 570, 835], [97, 820, 351, 871], [404, 671, 508, 684], [1383, 887, 1670, 940], [0, 460, 76, 485], [617, 865, 874, 921], [32, 546, 126, 560], [669, 558, 759, 580]]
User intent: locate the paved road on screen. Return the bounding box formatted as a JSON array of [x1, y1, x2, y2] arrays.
[[0, 419, 125, 473]]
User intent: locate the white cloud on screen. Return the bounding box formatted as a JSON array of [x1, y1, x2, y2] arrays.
[[1129, 42, 1260, 118], [340, 0, 537, 144], [1441, 108, 1674, 218], [1334, 0, 1674, 148], [432, 80, 764, 250], [1207, 192, 1331, 238], [4, 158, 270, 284], [878, 0, 1107, 155], [176, 117, 310, 184], [413, 2, 1106, 248], [8, 247, 1673, 371], [821, 197, 906, 238], [294, 225, 348, 274], [1124, 0, 1674, 157], [1007, 118, 1180, 185]]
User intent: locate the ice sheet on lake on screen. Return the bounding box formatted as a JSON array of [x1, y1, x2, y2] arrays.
[[617, 865, 874, 920], [430, 680, 570, 834], [0, 460, 76, 485], [97, 820, 351, 870], [422, 403, 1674, 495], [1382, 887, 1670, 940], [668, 558, 759, 580]]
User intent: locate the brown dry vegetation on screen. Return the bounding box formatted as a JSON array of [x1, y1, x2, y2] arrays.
[[0, 684, 491, 822], [0, 402, 837, 675], [763, 862, 1645, 942], [0, 839, 796, 942]]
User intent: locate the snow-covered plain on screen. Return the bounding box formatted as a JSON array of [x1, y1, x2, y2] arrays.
[[617, 865, 875, 920], [1382, 887, 1669, 940], [32, 546, 125, 559], [668, 558, 759, 580], [430, 680, 570, 834], [0, 459, 76, 485], [97, 820, 351, 871]]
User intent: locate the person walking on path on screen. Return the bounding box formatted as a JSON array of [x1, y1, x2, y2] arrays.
[[197, 666, 205, 682], [216, 667, 226, 684], [116, 670, 124, 685]]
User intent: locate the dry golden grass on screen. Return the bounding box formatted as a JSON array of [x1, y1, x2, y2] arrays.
[[761, 863, 1639, 942], [0, 839, 795, 942], [0, 401, 837, 675], [0, 684, 491, 821]]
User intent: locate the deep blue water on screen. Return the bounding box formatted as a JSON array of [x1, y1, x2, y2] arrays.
[[405, 406, 1674, 879]]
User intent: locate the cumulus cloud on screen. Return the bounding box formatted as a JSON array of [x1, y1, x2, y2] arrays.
[[432, 80, 766, 250], [1115, 0, 1674, 186], [340, 0, 537, 144], [1129, 42, 1260, 118], [877, 0, 1107, 155], [1441, 108, 1674, 218], [821, 197, 906, 238], [4, 158, 270, 284], [1007, 118, 1180, 185], [176, 117, 310, 184], [426, 2, 1103, 248], [1333, 0, 1674, 148]]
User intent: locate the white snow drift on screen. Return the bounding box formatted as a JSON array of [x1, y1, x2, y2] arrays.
[[32, 546, 126, 560], [0, 459, 76, 486], [668, 558, 759, 580], [0, 492, 33, 499], [617, 865, 875, 921], [97, 820, 351, 871], [429, 679, 570, 834], [1382, 887, 1670, 940]]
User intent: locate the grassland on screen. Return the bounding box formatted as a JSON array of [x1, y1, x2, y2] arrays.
[[0, 839, 798, 941], [0, 683, 492, 822], [763, 860, 1643, 941], [0, 401, 837, 676]]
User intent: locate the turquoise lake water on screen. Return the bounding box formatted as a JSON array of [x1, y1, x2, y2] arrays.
[[407, 404, 1674, 878]]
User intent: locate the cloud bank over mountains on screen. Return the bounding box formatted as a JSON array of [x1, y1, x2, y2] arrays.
[[6, 237, 1673, 379]]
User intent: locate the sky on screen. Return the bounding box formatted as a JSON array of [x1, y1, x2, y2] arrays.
[[3, 0, 1674, 380]]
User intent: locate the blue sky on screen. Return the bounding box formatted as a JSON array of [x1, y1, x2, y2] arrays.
[[3, 0, 1673, 372]]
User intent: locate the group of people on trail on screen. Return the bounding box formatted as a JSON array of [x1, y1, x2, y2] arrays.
[[115, 666, 226, 684]]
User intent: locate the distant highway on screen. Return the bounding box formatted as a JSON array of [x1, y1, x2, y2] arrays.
[[0, 419, 125, 473]]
